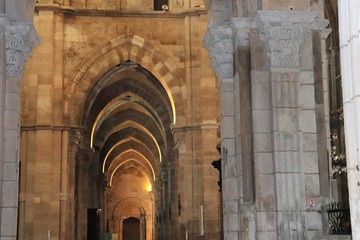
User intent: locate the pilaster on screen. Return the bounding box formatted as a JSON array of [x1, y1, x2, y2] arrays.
[[1, 14, 38, 239], [76, 147, 93, 240], [204, 19, 240, 240], [254, 10, 330, 239], [171, 123, 220, 240], [205, 10, 331, 240]]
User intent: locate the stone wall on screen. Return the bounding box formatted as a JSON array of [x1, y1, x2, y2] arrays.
[[19, 2, 220, 240]]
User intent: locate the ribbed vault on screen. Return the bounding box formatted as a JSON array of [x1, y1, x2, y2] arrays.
[[81, 60, 175, 237]]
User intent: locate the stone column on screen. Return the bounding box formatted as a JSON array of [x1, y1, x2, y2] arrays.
[[255, 11, 330, 239], [338, 1, 360, 239], [67, 130, 83, 240], [169, 140, 182, 240], [1, 19, 38, 240], [76, 149, 93, 240], [160, 160, 171, 240], [204, 23, 239, 240]]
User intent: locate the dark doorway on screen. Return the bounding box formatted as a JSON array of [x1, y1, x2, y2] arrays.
[[87, 208, 100, 240], [123, 217, 140, 240]]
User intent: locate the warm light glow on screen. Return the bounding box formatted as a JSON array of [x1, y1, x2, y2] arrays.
[[90, 94, 170, 149], [106, 120, 163, 162], [101, 121, 163, 172], [109, 155, 156, 186], [146, 182, 152, 192]]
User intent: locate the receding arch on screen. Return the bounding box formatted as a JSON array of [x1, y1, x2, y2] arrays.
[[91, 93, 167, 149], [109, 159, 154, 187], [104, 137, 158, 172], [64, 35, 186, 126], [101, 128, 161, 174], [104, 120, 162, 160], [107, 151, 156, 185], [110, 197, 152, 240], [103, 147, 156, 177], [112, 197, 151, 220]]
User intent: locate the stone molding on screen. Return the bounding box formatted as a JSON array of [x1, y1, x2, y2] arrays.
[[5, 21, 39, 77], [255, 11, 331, 68], [204, 12, 331, 75]]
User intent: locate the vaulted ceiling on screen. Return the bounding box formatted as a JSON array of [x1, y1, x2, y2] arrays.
[[82, 60, 174, 186]]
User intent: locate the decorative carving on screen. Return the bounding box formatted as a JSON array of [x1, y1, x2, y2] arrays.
[[255, 11, 331, 68], [5, 22, 39, 77], [205, 12, 330, 72], [69, 131, 83, 157], [203, 23, 234, 80], [311, 19, 332, 39]]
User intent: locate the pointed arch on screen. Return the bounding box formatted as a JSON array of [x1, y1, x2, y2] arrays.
[[64, 34, 186, 126]]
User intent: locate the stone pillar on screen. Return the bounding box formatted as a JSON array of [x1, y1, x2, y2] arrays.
[[170, 140, 182, 240], [338, 1, 360, 239], [67, 130, 83, 239], [204, 23, 239, 240], [0, 17, 38, 239], [76, 149, 93, 240], [255, 11, 330, 239], [160, 160, 171, 240], [205, 10, 330, 240], [172, 124, 220, 240], [0, 17, 6, 239], [19, 127, 80, 240]]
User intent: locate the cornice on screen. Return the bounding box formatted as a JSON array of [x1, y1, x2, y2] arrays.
[[35, 4, 206, 18], [171, 123, 220, 133], [21, 125, 83, 131]]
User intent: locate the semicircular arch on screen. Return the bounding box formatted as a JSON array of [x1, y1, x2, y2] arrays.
[[112, 197, 151, 220]]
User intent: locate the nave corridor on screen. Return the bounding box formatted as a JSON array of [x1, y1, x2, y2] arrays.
[[18, 19, 221, 238], [76, 61, 167, 240]]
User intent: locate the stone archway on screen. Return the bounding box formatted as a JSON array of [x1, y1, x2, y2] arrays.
[[66, 35, 184, 240], [64, 34, 186, 127], [112, 197, 152, 240], [18, 5, 221, 240]]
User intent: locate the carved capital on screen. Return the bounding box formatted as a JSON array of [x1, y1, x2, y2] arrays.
[[69, 130, 83, 154], [203, 23, 234, 80], [255, 11, 330, 68], [311, 19, 332, 39], [5, 22, 39, 77]]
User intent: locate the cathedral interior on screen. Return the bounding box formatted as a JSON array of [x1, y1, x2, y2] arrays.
[[1, 0, 360, 240]]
